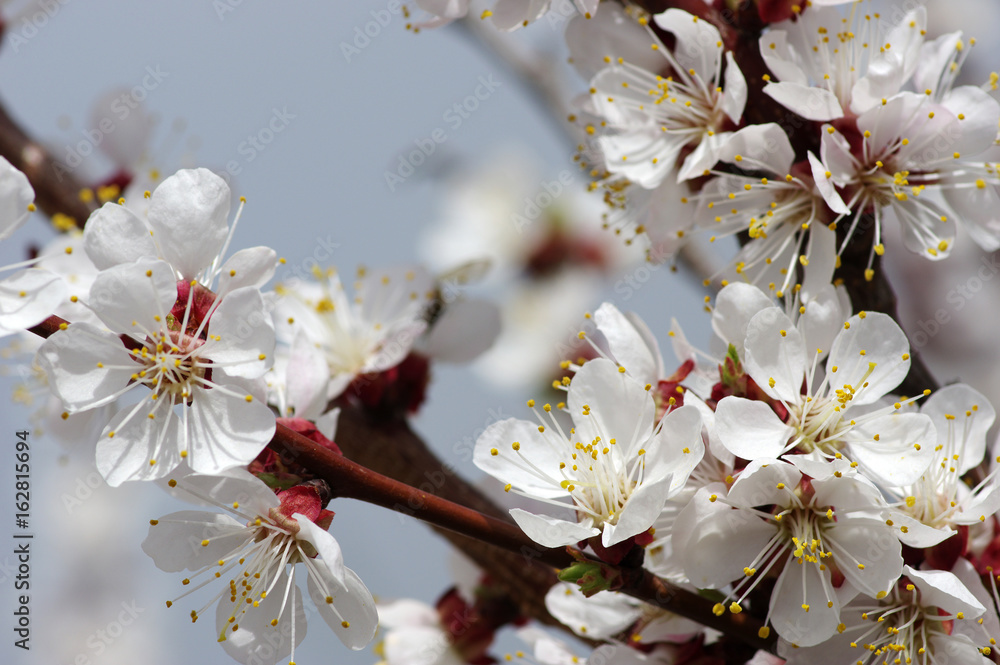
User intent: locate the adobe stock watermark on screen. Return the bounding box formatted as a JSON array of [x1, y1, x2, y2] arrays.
[[5, 0, 72, 53], [909, 253, 1000, 349], [73, 600, 145, 665], [510, 170, 575, 234], [612, 243, 673, 302], [340, 0, 406, 63], [384, 74, 503, 192], [541, 0, 579, 30], [213, 0, 249, 20], [390, 407, 508, 524], [220, 107, 296, 181], [54, 66, 170, 181]]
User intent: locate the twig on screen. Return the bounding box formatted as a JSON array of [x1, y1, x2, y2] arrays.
[[0, 97, 95, 227]]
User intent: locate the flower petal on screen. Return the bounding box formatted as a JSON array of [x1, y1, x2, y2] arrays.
[[83, 202, 156, 270], [204, 286, 275, 378], [141, 510, 247, 572], [217, 566, 306, 665], [0, 156, 33, 240], [147, 168, 231, 281], [36, 322, 136, 412], [594, 301, 660, 385], [509, 509, 600, 548], [826, 311, 910, 406], [293, 515, 345, 586], [0, 268, 68, 334], [89, 259, 177, 335], [764, 81, 843, 121], [845, 413, 936, 487], [715, 396, 793, 460], [744, 307, 807, 403], [186, 385, 276, 476], [308, 566, 378, 650]]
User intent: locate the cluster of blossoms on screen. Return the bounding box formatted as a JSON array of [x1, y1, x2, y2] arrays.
[[3, 164, 500, 664], [472, 279, 1000, 663], [569, 2, 1000, 293]]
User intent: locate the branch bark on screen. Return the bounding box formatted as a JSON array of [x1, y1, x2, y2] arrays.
[[0, 97, 95, 227]]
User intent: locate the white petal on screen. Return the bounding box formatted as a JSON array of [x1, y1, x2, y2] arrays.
[[89, 259, 177, 335], [83, 202, 156, 270], [602, 472, 671, 547], [594, 301, 660, 385], [818, 126, 857, 186], [316, 408, 340, 442], [826, 311, 909, 406], [715, 397, 793, 460], [565, 3, 664, 80], [653, 9, 722, 84], [744, 307, 807, 403], [569, 358, 655, 455], [722, 52, 747, 124], [141, 510, 247, 572], [758, 31, 808, 86], [186, 386, 276, 476], [808, 152, 850, 215], [596, 131, 681, 189], [383, 626, 455, 665], [673, 485, 776, 588], [914, 31, 963, 94], [489, 0, 550, 31], [941, 86, 1000, 158], [509, 509, 600, 548], [0, 269, 68, 333], [921, 384, 994, 475], [179, 468, 280, 514], [35, 321, 136, 411], [646, 404, 704, 493], [217, 246, 278, 295], [764, 82, 843, 121], [96, 397, 182, 486], [376, 598, 437, 630], [719, 124, 794, 175], [474, 418, 566, 499], [845, 413, 936, 487], [217, 566, 306, 665], [826, 519, 902, 598], [204, 286, 275, 378], [544, 583, 641, 640], [422, 298, 500, 363], [797, 283, 844, 354], [906, 565, 986, 618], [711, 282, 775, 352], [728, 458, 801, 508], [768, 559, 839, 646], [0, 156, 33, 239], [284, 331, 331, 420], [147, 168, 231, 281], [294, 516, 346, 586], [308, 566, 378, 650]]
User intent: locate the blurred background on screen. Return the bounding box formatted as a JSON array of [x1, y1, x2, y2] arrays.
[[0, 1, 998, 664]]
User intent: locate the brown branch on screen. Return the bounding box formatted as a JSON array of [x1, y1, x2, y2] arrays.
[[0, 97, 95, 227]]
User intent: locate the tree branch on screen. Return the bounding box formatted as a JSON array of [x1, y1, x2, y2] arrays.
[[0, 96, 95, 227]]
